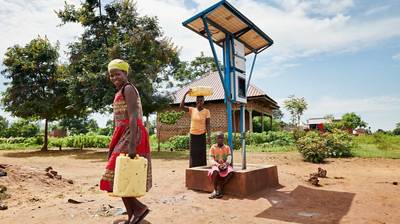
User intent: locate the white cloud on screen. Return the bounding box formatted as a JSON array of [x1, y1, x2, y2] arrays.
[[393, 53, 400, 61], [0, 0, 83, 62], [134, 0, 400, 77], [364, 5, 390, 16]]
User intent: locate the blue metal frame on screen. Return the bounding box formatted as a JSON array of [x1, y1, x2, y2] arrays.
[[240, 105, 246, 169], [202, 17, 229, 99], [183, 0, 274, 170], [246, 53, 258, 92], [224, 35, 234, 156]]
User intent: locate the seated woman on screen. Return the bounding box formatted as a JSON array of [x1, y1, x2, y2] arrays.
[[208, 132, 234, 199]]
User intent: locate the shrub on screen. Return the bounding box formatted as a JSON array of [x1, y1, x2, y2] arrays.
[[159, 111, 185, 125], [296, 131, 328, 163], [165, 135, 190, 151], [23, 136, 44, 146], [0, 137, 25, 144], [325, 130, 354, 157], [48, 134, 110, 149]]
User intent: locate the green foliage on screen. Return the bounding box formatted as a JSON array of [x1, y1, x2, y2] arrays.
[[338, 112, 367, 130], [293, 128, 307, 140], [6, 119, 40, 138], [56, 0, 179, 116], [247, 131, 295, 146], [173, 52, 218, 87], [0, 136, 43, 146], [163, 135, 190, 151], [252, 117, 281, 132], [296, 131, 327, 163], [1, 37, 73, 150], [1, 37, 70, 120], [97, 119, 114, 136], [283, 95, 308, 126], [393, 122, 400, 136], [158, 111, 184, 125], [325, 130, 354, 157], [297, 130, 355, 162], [0, 116, 9, 137], [48, 134, 111, 149], [58, 117, 99, 135]]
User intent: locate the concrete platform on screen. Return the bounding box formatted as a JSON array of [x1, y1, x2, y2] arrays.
[[185, 164, 279, 197]]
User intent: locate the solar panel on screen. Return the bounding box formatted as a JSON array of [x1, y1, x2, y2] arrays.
[[183, 0, 273, 55]]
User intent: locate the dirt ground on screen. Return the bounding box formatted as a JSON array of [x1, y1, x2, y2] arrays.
[[0, 149, 399, 224]]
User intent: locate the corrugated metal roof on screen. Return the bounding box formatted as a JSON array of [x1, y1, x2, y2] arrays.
[[172, 72, 278, 108]]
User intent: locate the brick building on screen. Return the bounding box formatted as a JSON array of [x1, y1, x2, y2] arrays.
[[156, 72, 279, 141]]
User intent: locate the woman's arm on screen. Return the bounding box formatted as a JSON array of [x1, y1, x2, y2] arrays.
[[124, 85, 140, 158], [180, 90, 191, 112]]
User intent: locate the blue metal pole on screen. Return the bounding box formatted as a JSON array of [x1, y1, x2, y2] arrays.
[[201, 17, 229, 99], [240, 104, 246, 169], [246, 53, 257, 92], [224, 35, 234, 165]]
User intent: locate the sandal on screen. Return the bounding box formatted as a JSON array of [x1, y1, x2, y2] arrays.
[[209, 190, 219, 199], [131, 208, 150, 224]]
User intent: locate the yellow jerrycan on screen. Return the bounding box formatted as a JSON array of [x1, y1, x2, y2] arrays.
[[188, 86, 213, 97], [112, 154, 148, 197]]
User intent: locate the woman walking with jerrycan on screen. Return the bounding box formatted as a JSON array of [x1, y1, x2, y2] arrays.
[[100, 59, 152, 224]]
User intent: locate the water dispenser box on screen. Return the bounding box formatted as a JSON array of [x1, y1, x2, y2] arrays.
[[231, 70, 247, 104], [234, 39, 245, 57], [234, 55, 246, 72]]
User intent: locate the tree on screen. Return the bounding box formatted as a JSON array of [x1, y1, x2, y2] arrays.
[[283, 95, 308, 127], [393, 122, 400, 136], [173, 52, 217, 87], [98, 119, 114, 136], [338, 112, 367, 130], [0, 116, 9, 137], [58, 117, 99, 135], [7, 119, 40, 138], [272, 109, 284, 120], [252, 117, 281, 132], [56, 0, 179, 116], [1, 37, 70, 150]]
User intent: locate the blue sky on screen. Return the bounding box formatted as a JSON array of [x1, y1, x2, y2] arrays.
[[0, 0, 399, 130]]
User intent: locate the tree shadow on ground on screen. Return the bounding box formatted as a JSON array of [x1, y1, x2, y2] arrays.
[[2, 149, 189, 162], [249, 185, 355, 224]]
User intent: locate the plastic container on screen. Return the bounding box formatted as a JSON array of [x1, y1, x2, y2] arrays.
[[111, 154, 148, 197], [188, 86, 213, 97]]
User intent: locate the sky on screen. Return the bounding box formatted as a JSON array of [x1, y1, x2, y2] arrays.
[[0, 0, 399, 131]]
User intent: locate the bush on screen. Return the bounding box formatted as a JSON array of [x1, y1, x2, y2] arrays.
[[23, 136, 44, 146], [325, 130, 354, 157], [48, 134, 110, 149], [297, 131, 328, 163], [165, 135, 190, 151], [0, 137, 26, 144]]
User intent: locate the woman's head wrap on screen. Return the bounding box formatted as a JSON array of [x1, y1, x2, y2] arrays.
[[108, 59, 129, 73]]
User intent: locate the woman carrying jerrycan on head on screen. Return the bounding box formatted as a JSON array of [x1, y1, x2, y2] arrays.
[[180, 86, 213, 168]]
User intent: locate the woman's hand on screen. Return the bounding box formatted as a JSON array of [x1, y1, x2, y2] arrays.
[[128, 151, 136, 159]]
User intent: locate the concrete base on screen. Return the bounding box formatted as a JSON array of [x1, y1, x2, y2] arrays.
[[185, 164, 279, 197]]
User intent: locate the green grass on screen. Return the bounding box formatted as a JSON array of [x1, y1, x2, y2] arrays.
[[0, 143, 40, 150], [353, 143, 400, 159], [150, 150, 189, 160], [246, 145, 296, 153]]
